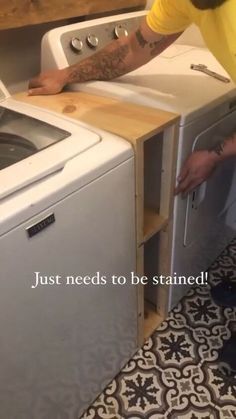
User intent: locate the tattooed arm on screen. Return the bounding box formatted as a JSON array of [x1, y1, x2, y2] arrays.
[[212, 133, 236, 161], [28, 19, 182, 95], [175, 132, 236, 196]]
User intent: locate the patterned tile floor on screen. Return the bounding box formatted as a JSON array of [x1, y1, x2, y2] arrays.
[[81, 239, 236, 419]]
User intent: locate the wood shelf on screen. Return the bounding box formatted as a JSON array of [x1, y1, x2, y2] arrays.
[[0, 0, 146, 30], [136, 124, 179, 345], [143, 208, 168, 244]]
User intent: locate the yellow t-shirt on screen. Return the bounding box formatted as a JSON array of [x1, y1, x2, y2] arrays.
[[147, 0, 236, 83]]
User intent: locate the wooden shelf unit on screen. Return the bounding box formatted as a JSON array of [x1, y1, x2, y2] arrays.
[[134, 124, 179, 345], [143, 209, 168, 243], [14, 91, 179, 347]]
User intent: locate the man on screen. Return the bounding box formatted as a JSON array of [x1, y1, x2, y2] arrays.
[[28, 0, 236, 196], [29, 0, 236, 194], [29, 0, 236, 370]]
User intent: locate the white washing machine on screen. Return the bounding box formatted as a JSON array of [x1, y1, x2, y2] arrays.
[[0, 80, 137, 418], [42, 11, 236, 308]]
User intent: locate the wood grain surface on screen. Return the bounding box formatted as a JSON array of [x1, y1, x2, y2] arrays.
[[13, 91, 179, 144], [0, 0, 146, 30]]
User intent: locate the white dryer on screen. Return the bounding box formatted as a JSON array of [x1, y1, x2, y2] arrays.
[[42, 11, 236, 309], [0, 81, 137, 418]]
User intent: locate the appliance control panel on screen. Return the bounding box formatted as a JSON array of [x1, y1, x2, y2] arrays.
[[60, 14, 144, 65]]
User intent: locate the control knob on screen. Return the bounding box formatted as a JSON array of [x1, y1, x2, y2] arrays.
[[86, 34, 99, 49], [70, 37, 83, 53], [114, 25, 128, 39]]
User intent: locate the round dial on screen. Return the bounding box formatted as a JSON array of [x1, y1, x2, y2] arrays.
[[114, 25, 128, 39], [70, 37, 83, 53], [86, 34, 99, 49]]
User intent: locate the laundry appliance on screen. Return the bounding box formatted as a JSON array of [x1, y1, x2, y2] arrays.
[[0, 80, 137, 418], [41, 11, 236, 309]]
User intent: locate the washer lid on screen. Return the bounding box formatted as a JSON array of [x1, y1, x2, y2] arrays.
[[0, 104, 100, 200]]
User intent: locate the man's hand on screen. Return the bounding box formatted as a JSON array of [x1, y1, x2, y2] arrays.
[[175, 150, 219, 196], [28, 68, 69, 96]]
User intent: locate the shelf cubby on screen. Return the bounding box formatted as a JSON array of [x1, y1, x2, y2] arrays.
[[135, 124, 179, 345]]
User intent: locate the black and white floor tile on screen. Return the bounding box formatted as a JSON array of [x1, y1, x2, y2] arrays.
[[81, 239, 236, 419]]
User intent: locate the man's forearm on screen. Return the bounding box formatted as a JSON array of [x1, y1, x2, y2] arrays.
[[28, 20, 182, 95], [210, 132, 236, 162], [63, 25, 181, 84], [65, 39, 133, 83], [175, 131, 236, 195]]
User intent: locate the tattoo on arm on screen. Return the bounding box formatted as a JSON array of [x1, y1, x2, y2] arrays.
[[212, 134, 235, 156], [67, 26, 170, 84], [135, 28, 166, 57], [213, 141, 226, 156], [135, 29, 148, 48], [68, 43, 130, 83], [149, 37, 166, 56]]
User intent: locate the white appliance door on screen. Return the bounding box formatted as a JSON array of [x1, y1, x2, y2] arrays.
[[184, 109, 236, 247], [0, 159, 137, 419]]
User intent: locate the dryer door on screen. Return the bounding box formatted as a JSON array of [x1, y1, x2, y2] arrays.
[[184, 109, 236, 247]]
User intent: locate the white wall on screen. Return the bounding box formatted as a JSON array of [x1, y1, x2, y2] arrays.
[[145, 0, 154, 8], [145, 0, 205, 47]]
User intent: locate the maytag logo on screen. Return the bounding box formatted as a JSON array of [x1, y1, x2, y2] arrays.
[[27, 213, 55, 238]]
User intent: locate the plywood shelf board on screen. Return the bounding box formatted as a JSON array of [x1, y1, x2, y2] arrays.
[[143, 208, 168, 244], [0, 0, 147, 30], [14, 92, 179, 145], [160, 125, 179, 218], [137, 247, 144, 346]]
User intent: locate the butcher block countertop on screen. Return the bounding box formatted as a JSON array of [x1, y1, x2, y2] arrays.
[[14, 91, 179, 146]]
